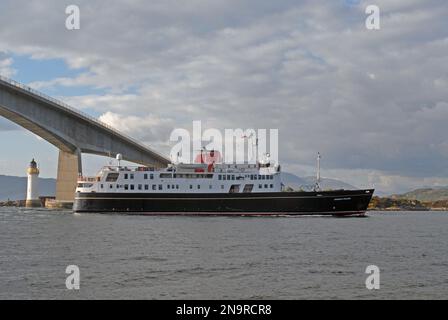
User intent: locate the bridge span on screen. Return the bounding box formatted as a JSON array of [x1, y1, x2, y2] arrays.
[[0, 75, 169, 204]]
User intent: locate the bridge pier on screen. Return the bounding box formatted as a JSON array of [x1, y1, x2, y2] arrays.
[[46, 150, 81, 209], [56, 149, 81, 202]]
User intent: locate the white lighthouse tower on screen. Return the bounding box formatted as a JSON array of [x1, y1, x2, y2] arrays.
[[26, 159, 41, 207]]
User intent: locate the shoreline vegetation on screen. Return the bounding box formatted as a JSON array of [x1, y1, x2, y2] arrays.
[[368, 196, 448, 211]]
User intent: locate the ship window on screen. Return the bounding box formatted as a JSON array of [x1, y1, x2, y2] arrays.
[[223, 175, 226, 180], [106, 172, 119, 182], [264, 184, 268, 188], [270, 184, 273, 188], [254, 175, 257, 180], [87, 183, 94, 188], [160, 173, 172, 178], [189, 185, 193, 189], [144, 174, 148, 180], [100, 184, 104, 189], [229, 185, 240, 193], [243, 184, 253, 193], [176, 185, 179, 189], [145, 185, 149, 190], [152, 185, 156, 190], [158, 184, 162, 190], [197, 185, 201, 189], [259, 184, 262, 189], [167, 185, 170, 189], [218, 175, 222, 180], [130, 174, 134, 179], [124, 174, 128, 179], [110, 184, 113, 189], [124, 184, 129, 190], [231, 175, 235, 180], [209, 185, 212, 189], [130, 185, 135, 190], [138, 184, 142, 190], [172, 185, 175, 189], [150, 174, 154, 179]]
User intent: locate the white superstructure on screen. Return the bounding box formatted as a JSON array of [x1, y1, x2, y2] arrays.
[[76, 151, 282, 194]]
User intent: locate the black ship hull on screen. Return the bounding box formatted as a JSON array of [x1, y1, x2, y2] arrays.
[[73, 189, 374, 216]]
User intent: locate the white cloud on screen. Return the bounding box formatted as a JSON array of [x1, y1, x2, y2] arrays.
[[98, 111, 175, 152], [0, 53, 16, 77]]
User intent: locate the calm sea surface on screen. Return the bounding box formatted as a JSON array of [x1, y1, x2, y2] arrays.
[[0, 207, 447, 300]]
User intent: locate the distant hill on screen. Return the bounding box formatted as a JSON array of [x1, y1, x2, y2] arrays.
[[392, 187, 448, 202], [281, 172, 356, 191], [0, 175, 56, 201]]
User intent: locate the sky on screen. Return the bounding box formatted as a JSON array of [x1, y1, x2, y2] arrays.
[[0, 0, 447, 195]]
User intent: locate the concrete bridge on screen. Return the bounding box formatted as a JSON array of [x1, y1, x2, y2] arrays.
[[0, 75, 169, 204]]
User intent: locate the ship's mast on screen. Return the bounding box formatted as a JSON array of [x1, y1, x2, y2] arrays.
[[242, 132, 258, 163], [315, 152, 321, 191]]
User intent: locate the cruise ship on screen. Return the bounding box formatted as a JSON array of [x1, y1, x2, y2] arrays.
[[73, 150, 374, 216]]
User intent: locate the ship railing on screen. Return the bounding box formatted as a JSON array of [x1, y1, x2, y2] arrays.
[[101, 165, 157, 172]]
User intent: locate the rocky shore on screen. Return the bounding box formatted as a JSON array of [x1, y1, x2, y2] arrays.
[[0, 200, 26, 207], [368, 196, 448, 211]]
